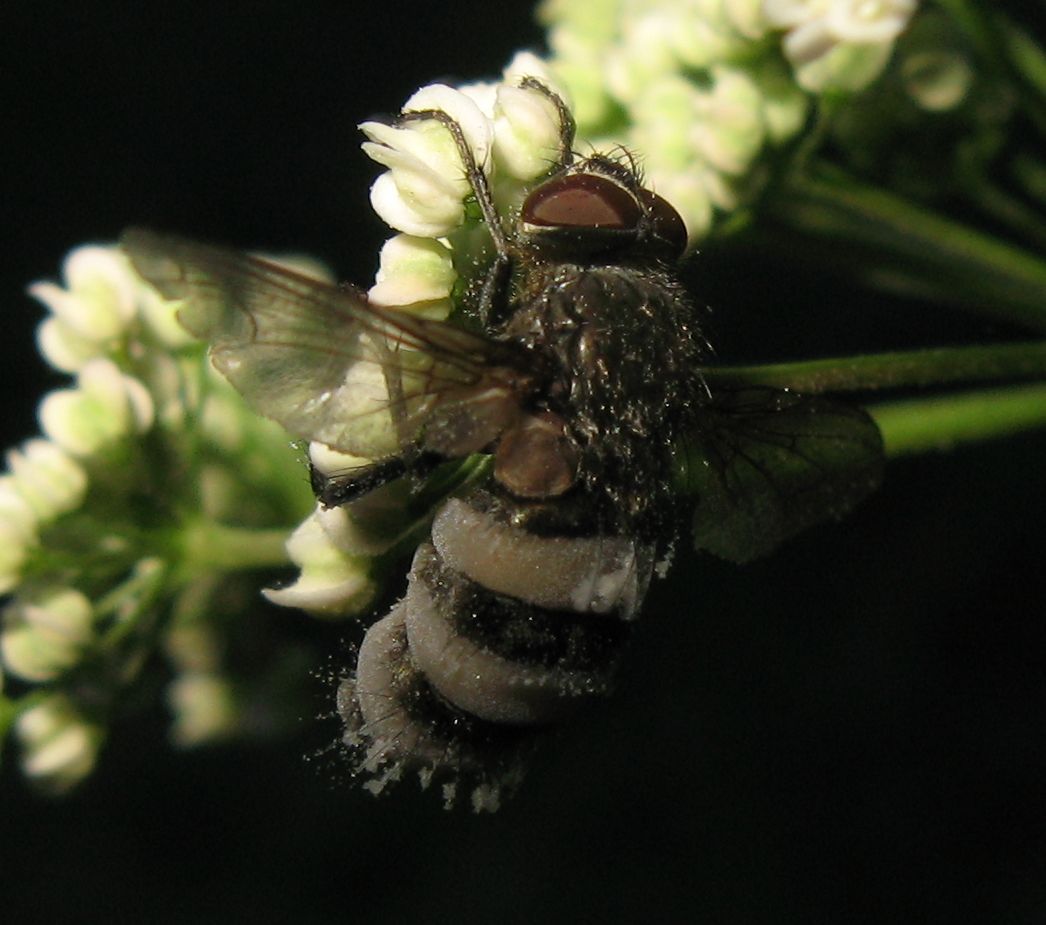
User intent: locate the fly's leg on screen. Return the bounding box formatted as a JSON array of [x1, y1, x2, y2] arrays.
[[400, 106, 512, 328], [518, 76, 576, 172], [312, 450, 447, 508], [402, 80, 576, 327], [398, 108, 509, 257]]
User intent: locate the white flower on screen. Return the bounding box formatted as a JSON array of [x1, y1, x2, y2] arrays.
[[791, 40, 898, 91], [605, 12, 681, 105], [39, 358, 155, 458], [722, 0, 770, 39], [403, 84, 494, 163], [0, 476, 39, 541], [362, 85, 492, 237], [364, 130, 471, 237], [1, 587, 94, 682], [16, 693, 103, 793], [138, 284, 197, 350], [167, 673, 237, 747], [0, 518, 33, 595], [827, 0, 917, 44], [626, 65, 780, 240], [35, 318, 102, 374], [763, 0, 828, 30], [502, 49, 567, 98], [544, 26, 614, 130], [901, 49, 973, 112], [6, 439, 87, 522], [692, 66, 767, 176], [765, 0, 919, 92], [464, 56, 573, 207], [367, 234, 456, 316], [363, 58, 569, 240], [28, 245, 141, 373], [299, 442, 421, 557], [263, 512, 375, 616], [492, 82, 564, 182]]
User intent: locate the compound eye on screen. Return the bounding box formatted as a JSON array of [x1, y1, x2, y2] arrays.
[[521, 173, 642, 231], [637, 189, 688, 258]]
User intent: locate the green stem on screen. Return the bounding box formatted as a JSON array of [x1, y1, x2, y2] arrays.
[[702, 341, 1046, 393], [1001, 16, 1046, 107], [868, 382, 1046, 457], [771, 168, 1046, 332], [0, 688, 50, 740], [0, 694, 17, 740], [965, 174, 1046, 253], [94, 558, 169, 649], [178, 520, 293, 578], [1013, 151, 1046, 208]]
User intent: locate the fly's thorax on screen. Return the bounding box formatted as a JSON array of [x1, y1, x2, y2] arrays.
[[501, 260, 707, 534], [337, 488, 654, 809]]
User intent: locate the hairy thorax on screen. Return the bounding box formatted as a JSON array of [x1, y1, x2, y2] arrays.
[[498, 260, 707, 535]]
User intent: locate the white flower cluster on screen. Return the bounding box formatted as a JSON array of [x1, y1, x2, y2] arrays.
[[0, 247, 181, 788], [361, 52, 568, 241], [1, 248, 162, 599], [764, 0, 919, 91], [540, 0, 920, 237], [1, 243, 310, 790]]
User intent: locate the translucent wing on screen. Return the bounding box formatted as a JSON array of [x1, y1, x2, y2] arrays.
[[675, 388, 884, 563], [122, 228, 531, 458]]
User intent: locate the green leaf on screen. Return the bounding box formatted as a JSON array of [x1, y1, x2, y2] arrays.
[[675, 389, 884, 563]]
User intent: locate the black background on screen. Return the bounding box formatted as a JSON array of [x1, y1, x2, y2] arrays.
[[4, 3, 1046, 922]]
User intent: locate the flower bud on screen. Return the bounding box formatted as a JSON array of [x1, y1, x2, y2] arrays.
[[491, 53, 570, 181], [35, 317, 101, 374], [167, 673, 237, 747], [6, 439, 88, 522], [263, 512, 376, 616], [16, 693, 103, 793], [367, 234, 456, 315], [39, 358, 155, 458], [28, 246, 137, 344], [0, 517, 33, 595], [362, 85, 492, 237], [1, 587, 94, 681]]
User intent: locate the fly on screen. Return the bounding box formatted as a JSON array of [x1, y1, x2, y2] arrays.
[[122, 79, 883, 810]]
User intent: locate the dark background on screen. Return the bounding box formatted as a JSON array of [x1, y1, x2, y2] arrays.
[[4, 3, 1046, 922]]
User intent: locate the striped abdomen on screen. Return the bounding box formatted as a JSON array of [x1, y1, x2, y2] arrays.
[[337, 492, 653, 811]]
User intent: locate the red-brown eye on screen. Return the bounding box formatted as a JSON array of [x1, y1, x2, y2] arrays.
[[521, 173, 642, 231], [637, 189, 688, 258]]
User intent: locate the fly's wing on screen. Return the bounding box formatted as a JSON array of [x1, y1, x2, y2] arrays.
[[122, 229, 529, 459], [675, 388, 884, 563]]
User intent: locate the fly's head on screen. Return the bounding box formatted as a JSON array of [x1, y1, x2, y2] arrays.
[[515, 153, 689, 266]]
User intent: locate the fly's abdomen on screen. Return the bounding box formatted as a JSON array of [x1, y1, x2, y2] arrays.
[[337, 493, 653, 811]]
